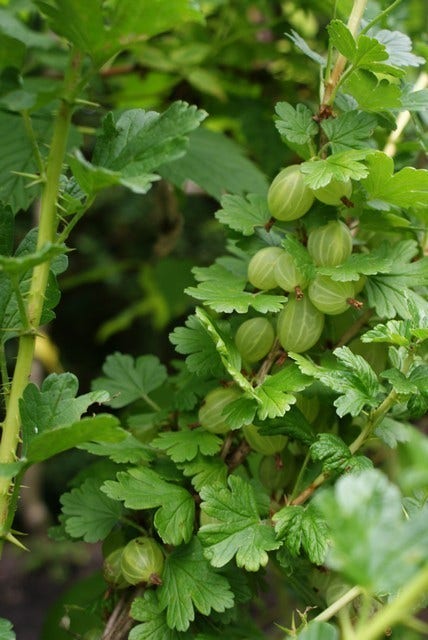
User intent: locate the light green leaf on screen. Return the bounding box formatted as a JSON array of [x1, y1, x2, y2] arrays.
[[215, 193, 270, 236], [102, 466, 194, 545], [274, 102, 318, 145], [160, 127, 268, 201], [342, 69, 402, 111], [297, 621, 339, 640], [327, 20, 356, 60], [254, 365, 311, 420], [309, 433, 351, 472], [26, 414, 123, 463], [60, 478, 124, 542], [199, 475, 280, 571], [79, 432, 153, 464], [318, 249, 392, 282], [287, 30, 326, 66], [92, 352, 167, 409], [158, 537, 234, 632], [152, 428, 222, 463], [300, 149, 375, 189], [315, 469, 428, 593], [320, 111, 377, 154], [186, 277, 286, 314], [0, 618, 15, 640], [361, 320, 412, 346], [374, 29, 425, 68], [362, 151, 428, 209]]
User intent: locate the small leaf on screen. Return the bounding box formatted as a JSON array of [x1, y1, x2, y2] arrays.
[[274, 504, 328, 565], [287, 30, 326, 66], [297, 621, 339, 640], [215, 193, 270, 236], [178, 455, 228, 492], [102, 466, 194, 545], [274, 102, 318, 145], [342, 69, 402, 111], [152, 428, 222, 463], [60, 478, 124, 542], [327, 20, 356, 60], [158, 538, 234, 632], [130, 591, 192, 640], [254, 365, 311, 420], [0, 618, 15, 640], [300, 149, 375, 189], [374, 29, 425, 68], [320, 111, 377, 154], [199, 475, 280, 571], [92, 353, 167, 409], [170, 314, 225, 378], [310, 433, 351, 473]]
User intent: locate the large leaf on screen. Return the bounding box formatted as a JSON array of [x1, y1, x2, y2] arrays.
[[159, 128, 268, 201]]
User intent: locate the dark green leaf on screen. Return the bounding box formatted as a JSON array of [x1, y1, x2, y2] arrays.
[[170, 314, 225, 379], [320, 111, 377, 154], [79, 432, 153, 464], [158, 537, 234, 632], [0, 618, 15, 640], [178, 455, 228, 492], [274, 102, 318, 145], [199, 475, 279, 571], [310, 433, 351, 472], [130, 592, 192, 640], [274, 504, 328, 565]]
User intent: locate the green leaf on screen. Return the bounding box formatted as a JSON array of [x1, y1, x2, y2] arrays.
[[380, 369, 418, 395], [362, 151, 428, 209], [92, 353, 167, 409], [79, 432, 153, 464], [36, 0, 203, 66], [320, 111, 377, 154], [374, 29, 425, 68], [300, 149, 375, 189], [297, 621, 339, 640], [0, 243, 65, 275], [0, 7, 52, 50], [327, 20, 356, 60], [274, 102, 318, 145], [0, 618, 15, 640], [186, 267, 286, 314], [158, 537, 234, 632], [178, 456, 228, 492], [315, 469, 428, 593], [152, 428, 222, 463], [82, 104, 206, 196], [222, 396, 258, 430], [310, 433, 351, 472], [374, 417, 411, 449], [254, 365, 311, 420], [102, 466, 194, 545], [26, 414, 123, 463], [199, 475, 280, 571], [0, 206, 13, 256], [342, 69, 402, 111], [282, 234, 316, 282], [0, 111, 51, 213], [60, 478, 124, 542], [256, 406, 315, 445], [400, 89, 428, 111], [215, 193, 270, 236], [160, 128, 268, 201], [361, 320, 412, 346], [170, 314, 225, 379], [20, 372, 109, 454], [130, 591, 192, 640], [287, 30, 326, 66], [318, 248, 392, 282], [0, 461, 26, 479], [274, 504, 328, 565]]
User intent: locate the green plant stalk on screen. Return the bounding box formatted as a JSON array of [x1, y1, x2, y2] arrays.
[[314, 585, 362, 622], [353, 565, 428, 640], [0, 50, 82, 549], [323, 0, 368, 105]]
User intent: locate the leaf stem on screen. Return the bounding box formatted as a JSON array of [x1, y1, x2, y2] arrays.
[[21, 110, 46, 179], [352, 565, 428, 640], [314, 585, 362, 622], [323, 0, 369, 106], [359, 0, 404, 36]]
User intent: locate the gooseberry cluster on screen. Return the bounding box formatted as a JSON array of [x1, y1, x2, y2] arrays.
[[103, 536, 164, 589]]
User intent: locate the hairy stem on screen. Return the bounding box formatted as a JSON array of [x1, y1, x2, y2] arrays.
[[0, 50, 82, 551]]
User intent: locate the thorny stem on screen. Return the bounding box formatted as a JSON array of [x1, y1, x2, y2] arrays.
[[0, 49, 83, 553], [323, 0, 369, 106]]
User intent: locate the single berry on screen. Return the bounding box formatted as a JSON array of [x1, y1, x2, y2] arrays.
[[308, 275, 355, 315], [268, 165, 314, 221], [307, 220, 353, 267], [243, 423, 287, 455], [247, 246, 283, 290], [311, 178, 352, 206], [235, 317, 275, 363], [120, 537, 164, 586], [274, 251, 310, 291], [277, 294, 324, 353], [198, 387, 240, 434]]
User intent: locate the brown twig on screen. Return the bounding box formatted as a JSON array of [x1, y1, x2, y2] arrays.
[[101, 590, 138, 640], [227, 440, 251, 472]]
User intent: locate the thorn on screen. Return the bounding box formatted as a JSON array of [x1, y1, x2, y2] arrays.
[[5, 531, 30, 551]]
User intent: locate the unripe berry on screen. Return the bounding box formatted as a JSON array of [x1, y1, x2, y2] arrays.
[[295, 393, 320, 424], [235, 317, 275, 363], [277, 294, 324, 353], [120, 537, 164, 586], [274, 251, 310, 291], [268, 165, 314, 221], [247, 246, 283, 290], [103, 547, 128, 590], [311, 178, 352, 205], [307, 220, 353, 267], [198, 387, 240, 434], [243, 423, 287, 455], [308, 275, 355, 315], [258, 451, 295, 492]]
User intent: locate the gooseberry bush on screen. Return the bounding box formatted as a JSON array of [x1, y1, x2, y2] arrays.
[[1, 1, 428, 639]]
